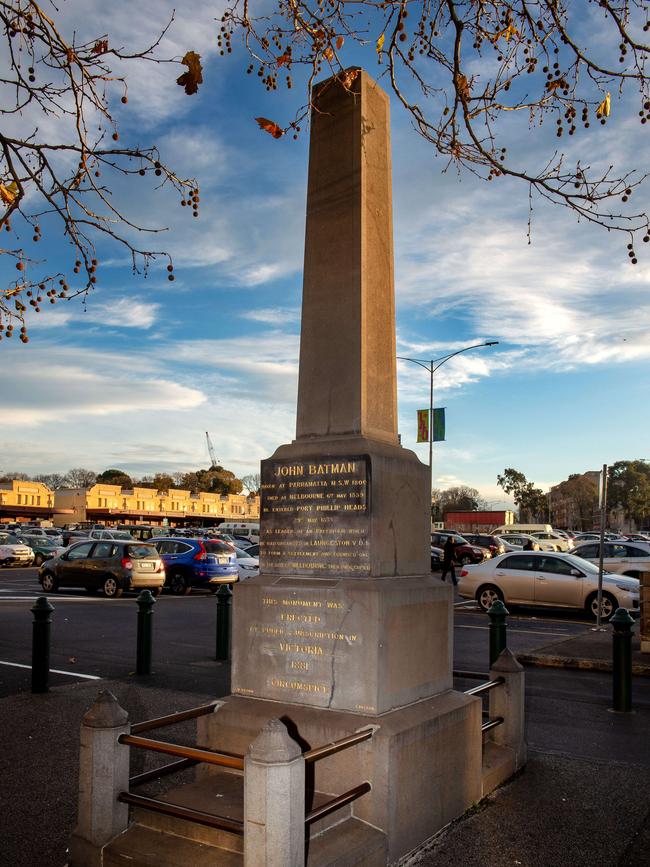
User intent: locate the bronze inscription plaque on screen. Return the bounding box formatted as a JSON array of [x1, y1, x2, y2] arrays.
[[259, 455, 370, 576]]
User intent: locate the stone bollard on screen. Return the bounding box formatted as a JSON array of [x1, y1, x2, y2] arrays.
[[31, 596, 54, 694], [244, 718, 305, 867], [489, 648, 527, 772], [68, 691, 130, 867], [487, 599, 509, 667]]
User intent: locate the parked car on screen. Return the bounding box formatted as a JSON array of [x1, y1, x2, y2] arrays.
[[458, 550, 639, 621], [62, 529, 90, 547], [39, 540, 165, 598], [571, 541, 650, 579], [0, 532, 35, 567], [431, 545, 443, 571], [529, 531, 574, 552], [496, 533, 551, 551], [233, 546, 260, 580], [245, 543, 260, 558], [88, 529, 136, 541], [152, 537, 238, 594], [15, 534, 66, 566], [430, 532, 490, 565], [115, 524, 168, 541], [463, 534, 506, 558]]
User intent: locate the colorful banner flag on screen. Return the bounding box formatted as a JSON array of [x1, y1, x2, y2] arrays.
[[433, 407, 446, 442], [417, 409, 429, 443]]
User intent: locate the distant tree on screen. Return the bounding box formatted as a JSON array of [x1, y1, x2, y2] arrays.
[[608, 460, 650, 529], [551, 473, 598, 531], [33, 472, 67, 490], [432, 485, 488, 520], [0, 471, 31, 482], [241, 473, 261, 495], [182, 467, 243, 496], [497, 468, 547, 522], [153, 473, 175, 492], [172, 472, 187, 488], [95, 468, 133, 489], [63, 467, 97, 488]]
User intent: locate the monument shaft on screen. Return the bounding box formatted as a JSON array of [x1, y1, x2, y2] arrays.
[[297, 70, 398, 445]]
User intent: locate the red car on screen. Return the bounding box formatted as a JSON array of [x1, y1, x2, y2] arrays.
[[431, 532, 490, 565]]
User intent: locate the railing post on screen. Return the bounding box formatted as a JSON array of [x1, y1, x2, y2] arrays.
[[244, 718, 305, 867], [31, 596, 54, 694], [611, 607, 634, 713], [487, 599, 509, 666], [488, 648, 526, 771], [68, 691, 130, 867], [215, 583, 232, 661], [136, 589, 156, 676]]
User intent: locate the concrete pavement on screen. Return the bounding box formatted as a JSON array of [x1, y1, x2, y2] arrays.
[[1, 627, 648, 867]]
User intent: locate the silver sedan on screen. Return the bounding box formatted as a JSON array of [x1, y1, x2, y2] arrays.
[[458, 550, 639, 621]]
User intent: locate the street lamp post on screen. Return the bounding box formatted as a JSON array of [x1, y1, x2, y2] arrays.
[[398, 341, 499, 524]]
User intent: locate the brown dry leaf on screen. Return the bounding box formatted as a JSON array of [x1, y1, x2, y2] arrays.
[[596, 92, 611, 117], [455, 73, 471, 101], [0, 181, 19, 205], [277, 50, 292, 68], [340, 69, 359, 89], [176, 51, 203, 96], [255, 117, 285, 139], [336, 35, 344, 50], [92, 39, 108, 55], [323, 46, 334, 61], [68, 656, 77, 664], [376, 33, 385, 53]]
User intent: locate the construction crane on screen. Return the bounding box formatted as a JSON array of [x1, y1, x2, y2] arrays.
[[205, 432, 218, 468]]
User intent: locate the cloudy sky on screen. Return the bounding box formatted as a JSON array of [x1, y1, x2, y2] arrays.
[[1, 0, 648, 507]]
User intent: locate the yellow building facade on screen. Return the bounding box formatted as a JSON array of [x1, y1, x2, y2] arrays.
[[52, 484, 260, 528], [0, 479, 73, 524]]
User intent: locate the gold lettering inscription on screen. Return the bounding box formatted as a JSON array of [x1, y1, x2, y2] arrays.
[[270, 678, 328, 694], [279, 642, 324, 655]]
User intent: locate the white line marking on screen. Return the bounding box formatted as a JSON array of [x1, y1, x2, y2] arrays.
[[0, 660, 101, 680], [456, 625, 568, 636]]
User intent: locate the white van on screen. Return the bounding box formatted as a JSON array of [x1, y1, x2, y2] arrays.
[[491, 523, 552, 535], [218, 522, 260, 542]]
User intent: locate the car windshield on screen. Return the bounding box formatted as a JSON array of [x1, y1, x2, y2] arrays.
[[127, 544, 158, 559], [0, 534, 20, 544], [204, 540, 234, 554], [25, 537, 57, 548], [234, 547, 255, 559], [112, 531, 135, 539]]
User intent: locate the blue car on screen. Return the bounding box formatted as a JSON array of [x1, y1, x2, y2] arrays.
[[152, 537, 238, 595]]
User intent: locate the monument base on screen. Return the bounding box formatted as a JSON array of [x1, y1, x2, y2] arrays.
[[197, 691, 483, 864]]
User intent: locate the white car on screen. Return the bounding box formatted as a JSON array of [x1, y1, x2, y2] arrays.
[[458, 550, 639, 621], [0, 533, 36, 567], [495, 533, 555, 552], [529, 531, 573, 552], [233, 546, 259, 580], [572, 541, 650, 580], [88, 529, 136, 541]]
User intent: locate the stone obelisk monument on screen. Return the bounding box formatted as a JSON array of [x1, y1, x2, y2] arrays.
[[204, 69, 482, 863]]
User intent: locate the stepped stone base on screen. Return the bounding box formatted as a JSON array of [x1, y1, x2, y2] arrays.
[[197, 690, 482, 864]]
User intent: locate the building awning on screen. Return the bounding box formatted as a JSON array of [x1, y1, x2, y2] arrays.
[[0, 504, 74, 518], [86, 508, 225, 525]]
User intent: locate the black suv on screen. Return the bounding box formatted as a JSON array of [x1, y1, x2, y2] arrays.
[[462, 534, 505, 558]]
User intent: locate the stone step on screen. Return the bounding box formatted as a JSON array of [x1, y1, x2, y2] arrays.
[[102, 824, 242, 866], [103, 816, 387, 867], [307, 817, 387, 867]]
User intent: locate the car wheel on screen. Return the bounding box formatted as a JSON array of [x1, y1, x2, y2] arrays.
[[34, 553, 44, 567], [586, 591, 618, 622], [170, 572, 191, 596], [40, 572, 58, 593], [102, 577, 123, 599], [476, 584, 504, 612]]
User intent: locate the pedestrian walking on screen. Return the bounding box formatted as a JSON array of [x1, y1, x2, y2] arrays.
[[440, 535, 458, 586]]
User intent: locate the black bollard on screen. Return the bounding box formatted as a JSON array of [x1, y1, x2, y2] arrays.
[[136, 589, 156, 676], [215, 584, 233, 661], [611, 607, 634, 712], [31, 596, 54, 694], [487, 599, 509, 667]]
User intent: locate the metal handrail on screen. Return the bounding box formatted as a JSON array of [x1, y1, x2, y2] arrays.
[[481, 717, 504, 733], [130, 701, 220, 734], [453, 669, 489, 680], [305, 782, 372, 824], [464, 676, 505, 697], [304, 728, 374, 763], [118, 791, 244, 835], [130, 757, 198, 788], [119, 734, 245, 771]]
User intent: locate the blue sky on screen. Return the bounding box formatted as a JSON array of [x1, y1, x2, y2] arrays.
[[1, 0, 649, 509]]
